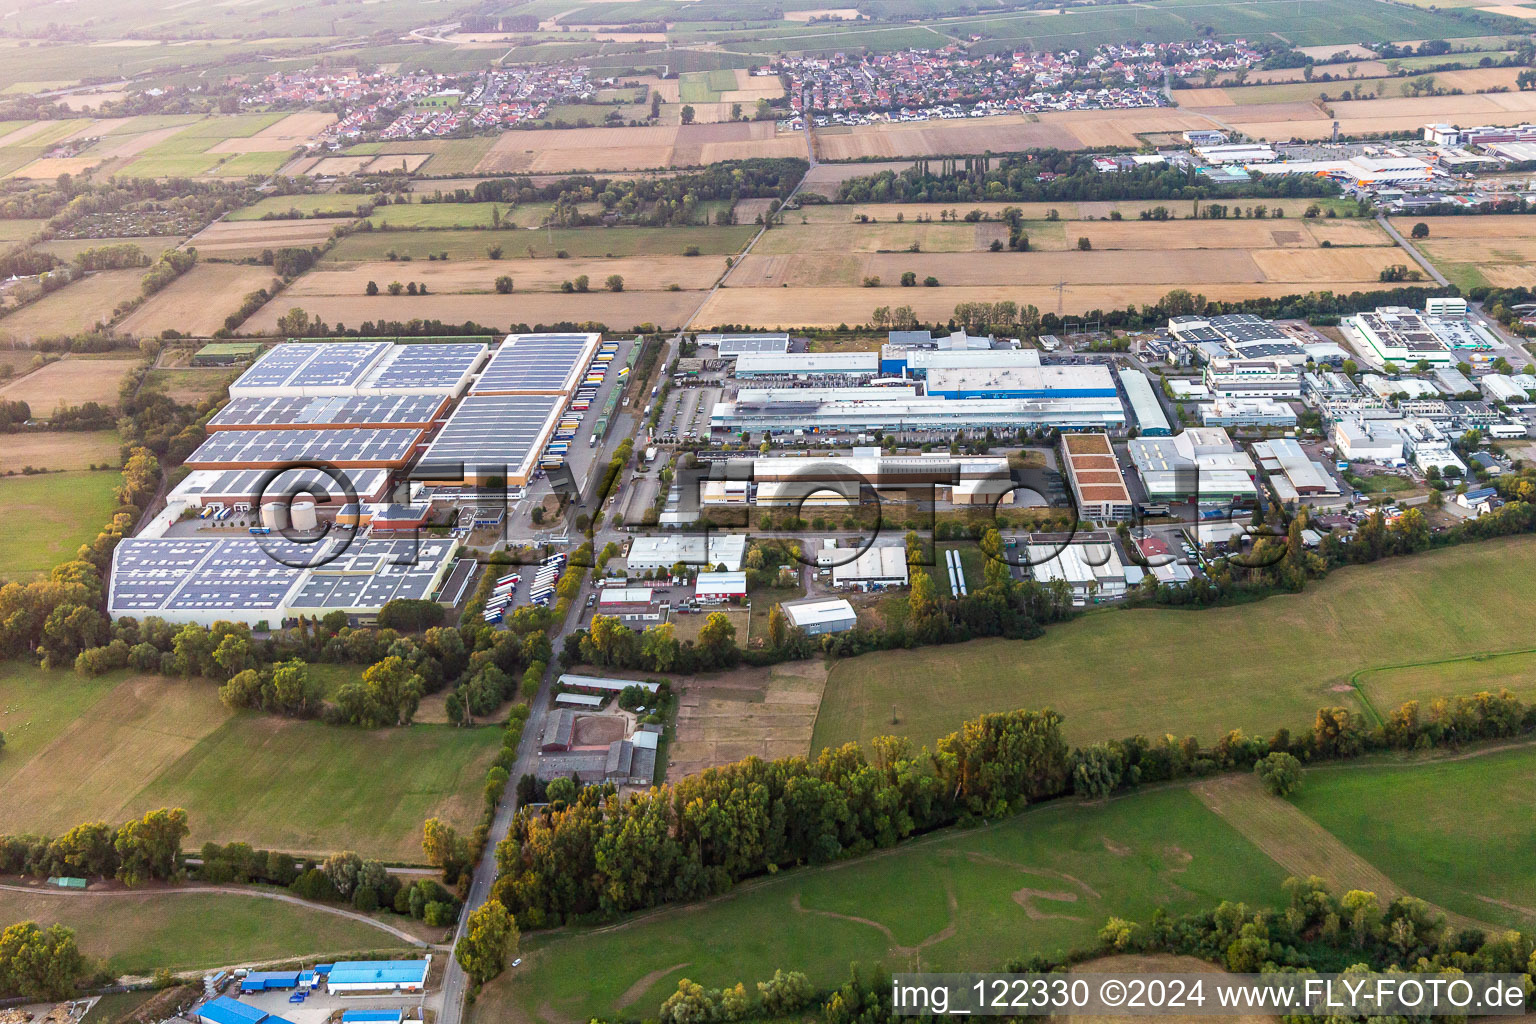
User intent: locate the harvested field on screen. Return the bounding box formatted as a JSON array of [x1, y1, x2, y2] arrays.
[[328, 225, 755, 261], [754, 221, 1003, 254], [118, 263, 279, 337], [694, 281, 1383, 329], [245, 290, 705, 333], [474, 121, 805, 173], [0, 429, 121, 471], [0, 353, 139, 412], [205, 111, 335, 153], [0, 270, 141, 343], [813, 108, 1210, 160], [1194, 90, 1536, 140], [1396, 214, 1536, 289], [291, 256, 724, 295], [667, 660, 828, 779], [183, 217, 339, 256], [311, 155, 372, 176]]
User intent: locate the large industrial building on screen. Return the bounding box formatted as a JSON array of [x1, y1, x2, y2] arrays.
[[1061, 432, 1134, 520], [470, 333, 602, 395], [1203, 358, 1302, 399], [625, 534, 747, 572], [1119, 367, 1170, 435], [1341, 307, 1496, 368], [735, 352, 877, 377], [698, 333, 790, 358], [229, 342, 486, 399], [747, 451, 1015, 507], [1025, 537, 1128, 602], [1126, 428, 1257, 504], [782, 597, 858, 635], [107, 537, 457, 627], [711, 387, 1124, 434]]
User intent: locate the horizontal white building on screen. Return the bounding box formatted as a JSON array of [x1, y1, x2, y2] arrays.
[[1025, 541, 1127, 603], [625, 534, 747, 572], [824, 545, 909, 589], [782, 597, 857, 635]]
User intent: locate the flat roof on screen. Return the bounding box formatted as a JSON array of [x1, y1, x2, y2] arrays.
[[185, 428, 421, 468], [700, 334, 790, 356], [109, 537, 454, 620], [558, 673, 660, 693], [170, 467, 392, 505], [782, 597, 856, 627], [735, 352, 877, 375], [208, 394, 446, 430], [325, 960, 430, 986], [231, 342, 389, 392], [472, 333, 600, 395], [363, 343, 486, 391], [418, 394, 563, 481]]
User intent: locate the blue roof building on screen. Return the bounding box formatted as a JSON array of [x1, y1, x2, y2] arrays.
[[341, 1012, 405, 1023], [240, 971, 301, 992], [324, 959, 430, 992], [197, 997, 297, 1024]]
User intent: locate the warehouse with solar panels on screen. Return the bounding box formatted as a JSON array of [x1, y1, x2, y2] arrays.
[[417, 393, 566, 488], [228, 342, 486, 399], [470, 333, 602, 396], [108, 537, 456, 627]]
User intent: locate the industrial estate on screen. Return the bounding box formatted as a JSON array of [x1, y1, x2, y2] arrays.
[[5, 2, 1536, 1024]]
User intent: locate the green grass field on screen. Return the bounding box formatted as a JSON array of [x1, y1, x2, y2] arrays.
[[814, 537, 1536, 752], [474, 787, 1288, 1024], [366, 202, 553, 230], [228, 195, 377, 221], [1294, 744, 1536, 930], [0, 888, 409, 973], [329, 225, 756, 261], [0, 471, 119, 579], [0, 667, 502, 862]]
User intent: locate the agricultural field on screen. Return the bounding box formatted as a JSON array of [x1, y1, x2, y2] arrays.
[[698, 209, 1399, 328], [1292, 743, 1536, 930], [144, 367, 240, 404], [367, 201, 556, 230], [290, 256, 725, 296], [183, 218, 342, 258], [117, 263, 281, 338], [111, 112, 323, 179], [227, 194, 379, 221], [668, 661, 828, 779], [472, 121, 806, 174], [245, 290, 707, 334], [470, 787, 1289, 1024], [1176, 88, 1536, 141], [0, 667, 504, 862], [0, 471, 120, 578], [811, 536, 1536, 754], [0, 269, 143, 342], [1395, 214, 1536, 290], [0, 429, 122, 472], [0, 353, 141, 415], [0, 888, 412, 974], [327, 225, 756, 261], [31, 235, 182, 262]]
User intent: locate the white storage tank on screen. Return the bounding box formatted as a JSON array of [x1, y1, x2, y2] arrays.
[[290, 500, 318, 532]]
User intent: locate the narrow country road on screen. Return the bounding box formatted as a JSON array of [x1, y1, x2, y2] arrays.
[[1376, 213, 1449, 287], [0, 882, 435, 948]]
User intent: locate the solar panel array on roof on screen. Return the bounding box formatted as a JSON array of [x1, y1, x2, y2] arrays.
[[418, 394, 562, 479], [209, 395, 446, 430], [363, 343, 486, 390], [231, 343, 390, 393], [170, 468, 393, 505], [109, 538, 455, 624], [186, 428, 421, 467], [471, 334, 598, 394]]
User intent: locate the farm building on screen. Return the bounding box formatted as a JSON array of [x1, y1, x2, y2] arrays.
[[1118, 367, 1170, 436], [826, 544, 909, 590], [193, 342, 263, 366], [781, 597, 857, 635], [555, 692, 606, 709], [625, 534, 747, 572], [1061, 432, 1133, 521], [694, 571, 748, 601], [324, 959, 430, 994], [558, 673, 661, 695]]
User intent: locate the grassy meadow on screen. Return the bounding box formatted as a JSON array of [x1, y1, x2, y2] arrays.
[[0, 665, 503, 861], [474, 787, 1288, 1024], [0, 471, 120, 578], [0, 888, 410, 973], [813, 537, 1536, 752]]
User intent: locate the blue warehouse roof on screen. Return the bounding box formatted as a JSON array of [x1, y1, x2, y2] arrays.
[[341, 1012, 405, 1023], [197, 997, 296, 1024], [325, 960, 430, 986]]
